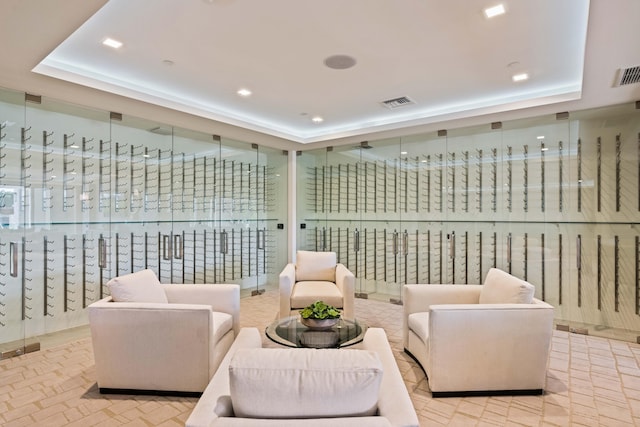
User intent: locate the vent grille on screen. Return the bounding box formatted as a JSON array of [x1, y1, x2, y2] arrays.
[[381, 96, 415, 109], [616, 65, 640, 86]]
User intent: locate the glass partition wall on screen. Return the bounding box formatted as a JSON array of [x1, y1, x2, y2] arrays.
[[0, 88, 288, 358], [298, 103, 640, 343]]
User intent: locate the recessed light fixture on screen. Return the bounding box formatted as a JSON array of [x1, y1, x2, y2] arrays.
[[102, 38, 123, 49], [484, 4, 505, 18], [541, 147, 549, 152], [237, 88, 252, 97], [311, 116, 324, 123], [512, 73, 529, 82], [69, 144, 79, 149], [537, 135, 545, 140], [401, 151, 408, 155]]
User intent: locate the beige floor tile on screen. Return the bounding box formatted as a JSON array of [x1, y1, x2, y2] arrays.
[[3, 287, 640, 426]]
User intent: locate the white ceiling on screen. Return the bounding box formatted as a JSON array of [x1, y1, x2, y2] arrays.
[[2, 0, 639, 148]]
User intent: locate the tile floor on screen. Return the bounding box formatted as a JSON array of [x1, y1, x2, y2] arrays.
[[2, 288, 640, 426]]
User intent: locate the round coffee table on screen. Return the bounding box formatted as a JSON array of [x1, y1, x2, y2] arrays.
[[266, 316, 367, 349]]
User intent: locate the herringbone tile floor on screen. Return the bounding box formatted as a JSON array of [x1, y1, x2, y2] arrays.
[[2, 288, 640, 426]]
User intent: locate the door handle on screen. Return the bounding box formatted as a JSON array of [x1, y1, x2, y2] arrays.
[[98, 237, 107, 269], [257, 229, 265, 250], [449, 231, 455, 258], [162, 234, 172, 260], [403, 230, 409, 256], [393, 230, 399, 255], [354, 229, 360, 252], [322, 227, 327, 251], [173, 234, 183, 260], [507, 233, 512, 265], [576, 235, 581, 270], [220, 230, 228, 254], [10, 241, 18, 277]]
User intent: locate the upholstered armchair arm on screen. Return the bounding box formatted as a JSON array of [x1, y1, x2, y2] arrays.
[[403, 284, 482, 347], [163, 284, 240, 336], [88, 299, 214, 393], [335, 263, 355, 320], [427, 300, 554, 393], [279, 263, 296, 319]]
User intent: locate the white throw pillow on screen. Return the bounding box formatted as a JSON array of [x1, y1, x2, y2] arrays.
[[229, 348, 382, 419], [107, 269, 168, 303], [295, 250, 337, 282], [479, 268, 535, 304]]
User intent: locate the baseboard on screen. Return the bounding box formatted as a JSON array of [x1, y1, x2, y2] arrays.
[[431, 389, 544, 398], [98, 387, 202, 397]]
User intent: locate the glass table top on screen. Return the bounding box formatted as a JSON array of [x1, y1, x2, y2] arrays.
[[265, 316, 367, 349]]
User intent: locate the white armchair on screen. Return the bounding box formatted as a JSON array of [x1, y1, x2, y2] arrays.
[[279, 250, 355, 320], [403, 268, 554, 397], [87, 269, 240, 395]]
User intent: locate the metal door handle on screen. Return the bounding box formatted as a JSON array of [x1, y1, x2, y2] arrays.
[[322, 227, 327, 251], [576, 235, 581, 270], [258, 229, 265, 250], [10, 241, 18, 277], [507, 233, 512, 265], [98, 237, 107, 268], [393, 230, 399, 255], [354, 229, 360, 252], [449, 231, 455, 258], [162, 235, 172, 260], [173, 234, 182, 259], [403, 230, 409, 255], [220, 231, 228, 254]]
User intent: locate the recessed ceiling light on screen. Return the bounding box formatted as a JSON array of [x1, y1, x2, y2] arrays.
[[484, 4, 505, 18], [401, 151, 408, 155], [237, 88, 252, 97], [311, 116, 324, 123], [541, 147, 549, 151], [512, 73, 529, 82], [103, 38, 123, 49], [537, 135, 545, 139]]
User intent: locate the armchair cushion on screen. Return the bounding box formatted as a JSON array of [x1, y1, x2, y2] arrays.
[[107, 269, 168, 303], [229, 348, 383, 419], [295, 250, 336, 282], [479, 267, 535, 304], [290, 280, 344, 309]]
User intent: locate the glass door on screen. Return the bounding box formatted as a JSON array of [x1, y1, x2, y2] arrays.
[[0, 89, 28, 357], [256, 144, 288, 292], [296, 148, 328, 252]]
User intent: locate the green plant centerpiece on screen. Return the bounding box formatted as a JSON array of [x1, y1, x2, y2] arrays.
[[299, 300, 341, 330]]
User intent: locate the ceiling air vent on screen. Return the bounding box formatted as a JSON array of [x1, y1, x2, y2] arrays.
[[615, 65, 640, 86], [381, 96, 415, 109]]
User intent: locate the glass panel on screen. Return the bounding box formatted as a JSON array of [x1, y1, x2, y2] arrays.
[[0, 89, 27, 355], [257, 145, 288, 293], [296, 149, 328, 251], [20, 94, 110, 353]]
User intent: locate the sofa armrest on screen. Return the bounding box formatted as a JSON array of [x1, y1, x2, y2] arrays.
[[335, 263, 355, 320], [403, 284, 482, 314], [279, 263, 296, 319], [403, 284, 481, 347], [88, 298, 215, 392], [427, 301, 554, 392], [186, 328, 262, 427], [163, 284, 240, 336], [363, 328, 420, 427]]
